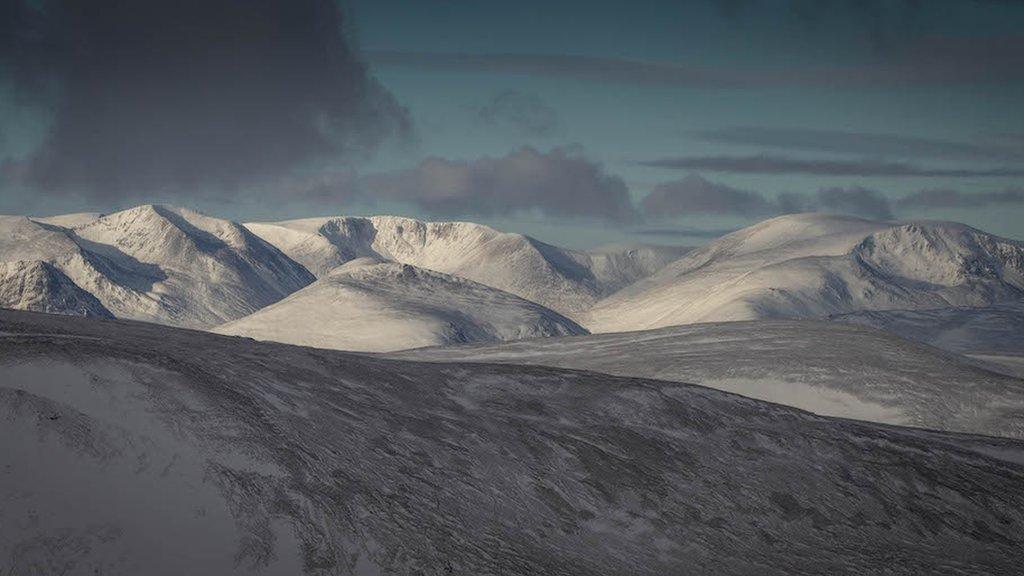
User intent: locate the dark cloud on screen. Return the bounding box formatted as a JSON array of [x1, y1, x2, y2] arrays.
[[367, 33, 1024, 89], [696, 127, 1024, 162], [640, 174, 773, 217], [475, 90, 558, 137], [639, 154, 1024, 177], [356, 146, 638, 222], [0, 0, 410, 198], [896, 188, 1024, 209]]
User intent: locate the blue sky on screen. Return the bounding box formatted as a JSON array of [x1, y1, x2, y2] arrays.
[[2, 0, 1023, 248]]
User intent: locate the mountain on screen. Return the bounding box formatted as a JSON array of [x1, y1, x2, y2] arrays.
[[0, 260, 113, 318], [3, 308, 1024, 575], [392, 319, 1024, 439], [245, 215, 687, 318], [214, 258, 587, 352], [584, 213, 1024, 332], [0, 205, 314, 327]]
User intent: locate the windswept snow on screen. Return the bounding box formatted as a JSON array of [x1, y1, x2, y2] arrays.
[[584, 213, 1024, 332], [3, 309, 1024, 574], [246, 215, 687, 318], [214, 258, 586, 352], [392, 320, 1024, 439]]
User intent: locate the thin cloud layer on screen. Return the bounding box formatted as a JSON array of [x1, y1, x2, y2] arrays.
[[475, 90, 558, 137], [366, 34, 1024, 89], [359, 146, 638, 222], [696, 127, 1024, 162], [640, 154, 1024, 177], [896, 188, 1024, 209], [0, 0, 411, 198]]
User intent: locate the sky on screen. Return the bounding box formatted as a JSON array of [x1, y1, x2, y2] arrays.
[[2, 0, 1023, 249]]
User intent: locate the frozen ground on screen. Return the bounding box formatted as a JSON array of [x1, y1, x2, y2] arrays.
[[2, 309, 1024, 575]]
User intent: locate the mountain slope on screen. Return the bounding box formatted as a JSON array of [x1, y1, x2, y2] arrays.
[[0, 260, 114, 318], [246, 215, 687, 318], [3, 308, 1024, 575], [585, 213, 1024, 332], [0, 206, 315, 327], [834, 303, 1024, 379], [214, 258, 586, 352], [835, 303, 1024, 356], [392, 319, 1024, 439]]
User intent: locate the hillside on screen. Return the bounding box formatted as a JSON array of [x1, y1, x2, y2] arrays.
[[2, 308, 1024, 574], [214, 258, 586, 352]]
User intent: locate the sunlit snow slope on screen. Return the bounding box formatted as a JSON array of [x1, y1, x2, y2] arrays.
[[214, 258, 586, 352], [584, 213, 1024, 332]]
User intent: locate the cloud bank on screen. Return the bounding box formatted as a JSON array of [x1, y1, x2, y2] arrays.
[[640, 174, 774, 217], [0, 0, 410, 198], [357, 146, 638, 222]]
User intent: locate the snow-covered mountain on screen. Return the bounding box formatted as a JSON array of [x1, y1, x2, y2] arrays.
[[584, 213, 1024, 332], [0, 206, 314, 327], [3, 308, 1024, 575], [246, 215, 687, 319], [0, 260, 113, 318], [393, 319, 1024, 439], [215, 258, 586, 352]]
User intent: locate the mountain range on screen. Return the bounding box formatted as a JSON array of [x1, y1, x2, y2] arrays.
[[2, 205, 1023, 361]]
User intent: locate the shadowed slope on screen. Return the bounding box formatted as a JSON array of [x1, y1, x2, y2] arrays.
[[1, 308, 1024, 574]]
